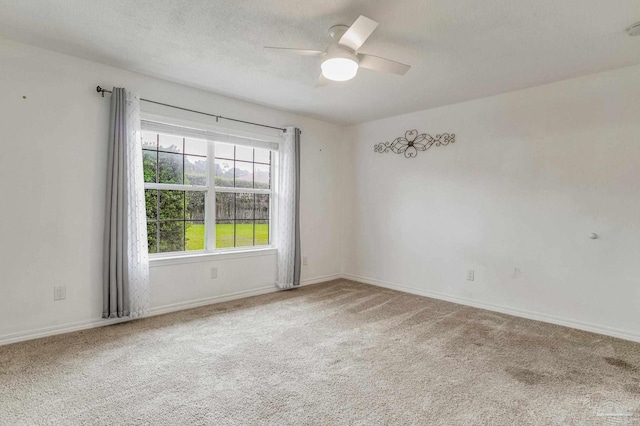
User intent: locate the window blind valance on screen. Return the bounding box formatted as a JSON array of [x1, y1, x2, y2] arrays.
[[141, 118, 280, 151]]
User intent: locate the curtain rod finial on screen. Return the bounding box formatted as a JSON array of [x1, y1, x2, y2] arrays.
[[96, 86, 104, 97]]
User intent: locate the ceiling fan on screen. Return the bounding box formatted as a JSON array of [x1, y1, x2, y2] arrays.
[[264, 15, 411, 85]]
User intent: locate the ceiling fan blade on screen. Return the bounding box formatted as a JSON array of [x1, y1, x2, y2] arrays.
[[358, 54, 411, 75], [338, 15, 379, 52], [316, 73, 331, 87], [264, 47, 326, 56]]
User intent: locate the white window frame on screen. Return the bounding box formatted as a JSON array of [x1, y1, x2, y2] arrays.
[[208, 143, 274, 252], [141, 115, 279, 258]]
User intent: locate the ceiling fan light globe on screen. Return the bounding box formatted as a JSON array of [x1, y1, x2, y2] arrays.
[[321, 57, 359, 81]]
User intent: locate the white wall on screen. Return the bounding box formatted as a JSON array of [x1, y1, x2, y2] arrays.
[[343, 64, 640, 341], [0, 38, 345, 344], [3, 35, 639, 345]]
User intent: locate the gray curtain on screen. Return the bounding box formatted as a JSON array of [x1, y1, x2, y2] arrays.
[[293, 128, 301, 287], [275, 127, 301, 289], [103, 87, 130, 318]]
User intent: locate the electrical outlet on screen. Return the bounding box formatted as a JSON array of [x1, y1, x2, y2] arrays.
[[210, 267, 218, 279], [466, 270, 475, 281], [302, 256, 308, 266], [53, 285, 66, 301]]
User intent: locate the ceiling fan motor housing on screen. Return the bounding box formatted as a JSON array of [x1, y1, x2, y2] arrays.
[[328, 25, 349, 40]]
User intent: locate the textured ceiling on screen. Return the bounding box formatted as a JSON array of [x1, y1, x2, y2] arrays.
[[1, 0, 639, 124]]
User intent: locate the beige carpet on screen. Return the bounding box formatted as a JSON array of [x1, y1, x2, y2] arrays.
[[1, 280, 639, 425]]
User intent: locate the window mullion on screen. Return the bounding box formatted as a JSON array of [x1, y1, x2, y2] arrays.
[[155, 134, 160, 254], [145, 183, 207, 192], [206, 141, 216, 252], [213, 186, 271, 195]]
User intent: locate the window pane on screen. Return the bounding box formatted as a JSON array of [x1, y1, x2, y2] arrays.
[[147, 222, 158, 254], [215, 143, 234, 159], [235, 146, 253, 162], [184, 138, 207, 156], [235, 193, 254, 220], [159, 190, 184, 219], [158, 152, 183, 184], [186, 191, 205, 222], [158, 134, 183, 153], [255, 194, 269, 220], [254, 148, 270, 164], [215, 159, 234, 187], [255, 220, 269, 246], [159, 221, 184, 252], [185, 221, 204, 251], [141, 131, 157, 150], [235, 220, 254, 247], [142, 150, 157, 183], [235, 161, 253, 188], [185, 155, 207, 186], [254, 164, 270, 189], [216, 220, 234, 248], [216, 192, 235, 220], [145, 189, 157, 219]]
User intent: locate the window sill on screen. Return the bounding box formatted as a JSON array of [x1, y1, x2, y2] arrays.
[[149, 247, 277, 268]]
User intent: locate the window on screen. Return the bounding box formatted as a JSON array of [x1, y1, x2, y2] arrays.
[[214, 144, 271, 248], [141, 123, 273, 255]]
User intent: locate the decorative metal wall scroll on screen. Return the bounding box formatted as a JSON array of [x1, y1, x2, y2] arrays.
[[374, 130, 455, 158]]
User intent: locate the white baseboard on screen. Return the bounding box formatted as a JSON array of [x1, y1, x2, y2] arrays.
[[6, 272, 636, 346], [148, 285, 279, 317], [300, 273, 342, 286], [0, 274, 341, 346], [0, 316, 133, 346], [342, 273, 640, 343]]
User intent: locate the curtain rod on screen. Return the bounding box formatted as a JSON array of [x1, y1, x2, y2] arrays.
[[96, 86, 286, 133]]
